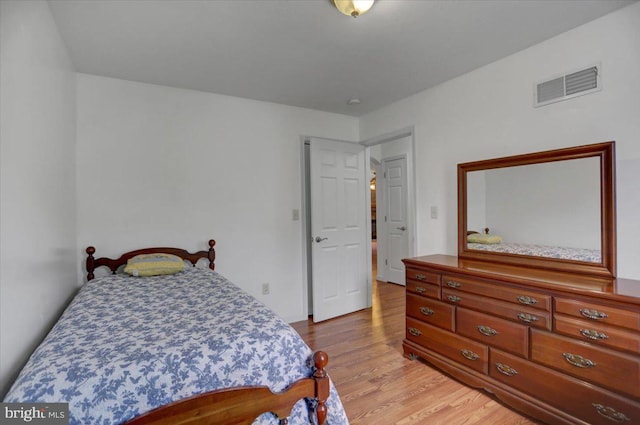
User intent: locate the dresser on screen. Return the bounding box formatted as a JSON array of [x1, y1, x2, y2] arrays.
[[403, 255, 640, 425]]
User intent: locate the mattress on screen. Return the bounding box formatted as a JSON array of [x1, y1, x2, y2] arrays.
[[3, 267, 349, 425]]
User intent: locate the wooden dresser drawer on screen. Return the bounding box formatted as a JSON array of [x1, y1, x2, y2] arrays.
[[406, 268, 440, 285], [442, 288, 551, 330], [457, 308, 529, 358], [441, 273, 551, 311], [406, 317, 488, 374], [490, 349, 640, 425], [531, 330, 640, 398], [556, 298, 640, 331], [555, 314, 640, 354], [406, 294, 454, 331], [406, 279, 440, 299]]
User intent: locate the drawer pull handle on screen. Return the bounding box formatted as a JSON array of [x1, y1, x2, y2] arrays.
[[592, 403, 631, 423], [495, 362, 519, 377], [446, 280, 461, 288], [415, 286, 427, 294], [580, 308, 608, 320], [563, 353, 596, 368], [477, 325, 498, 337], [408, 327, 422, 337], [580, 328, 609, 341], [447, 295, 461, 303], [516, 313, 539, 324], [415, 274, 427, 281], [420, 307, 434, 316], [517, 295, 538, 305], [460, 349, 479, 361]]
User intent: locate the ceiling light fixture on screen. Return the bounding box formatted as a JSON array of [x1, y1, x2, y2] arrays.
[[333, 0, 375, 18]]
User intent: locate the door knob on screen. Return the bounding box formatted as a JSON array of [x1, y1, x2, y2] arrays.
[[315, 236, 328, 243], [397, 226, 406, 231]]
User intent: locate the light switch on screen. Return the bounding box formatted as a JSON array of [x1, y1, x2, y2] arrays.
[[430, 206, 438, 219], [292, 209, 300, 221]]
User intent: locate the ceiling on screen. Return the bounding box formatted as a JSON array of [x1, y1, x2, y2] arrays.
[[48, 0, 636, 116]]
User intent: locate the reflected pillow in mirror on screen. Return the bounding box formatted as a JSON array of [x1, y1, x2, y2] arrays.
[[467, 233, 503, 244], [124, 253, 186, 277]]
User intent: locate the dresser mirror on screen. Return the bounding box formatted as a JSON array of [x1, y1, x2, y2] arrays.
[[458, 142, 616, 278]]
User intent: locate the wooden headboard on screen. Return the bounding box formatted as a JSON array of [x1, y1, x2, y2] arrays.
[[86, 239, 216, 281]]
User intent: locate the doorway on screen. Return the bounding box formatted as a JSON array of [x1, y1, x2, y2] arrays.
[[366, 129, 415, 286], [370, 158, 381, 281], [381, 155, 409, 284], [301, 128, 415, 321]]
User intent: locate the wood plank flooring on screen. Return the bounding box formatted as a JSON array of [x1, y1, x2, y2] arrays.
[[292, 279, 542, 425]]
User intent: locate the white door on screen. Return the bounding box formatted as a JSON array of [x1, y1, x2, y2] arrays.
[[383, 156, 408, 285], [310, 138, 368, 322]]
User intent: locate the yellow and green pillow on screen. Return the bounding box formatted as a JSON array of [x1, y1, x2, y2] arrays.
[[124, 253, 186, 277], [467, 233, 503, 245]]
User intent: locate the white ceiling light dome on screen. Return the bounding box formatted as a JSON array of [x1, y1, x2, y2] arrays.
[[333, 0, 375, 18]]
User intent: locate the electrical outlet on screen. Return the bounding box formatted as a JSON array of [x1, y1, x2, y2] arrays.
[[430, 205, 438, 219], [262, 283, 270, 295]]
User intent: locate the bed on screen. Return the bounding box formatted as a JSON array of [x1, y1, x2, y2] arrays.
[[3, 240, 349, 425]]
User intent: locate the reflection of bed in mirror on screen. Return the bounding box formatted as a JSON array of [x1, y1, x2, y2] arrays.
[[466, 241, 601, 263], [466, 228, 601, 263]]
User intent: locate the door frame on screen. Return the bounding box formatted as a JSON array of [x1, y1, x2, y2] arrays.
[[380, 154, 410, 285], [299, 127, 415, 318], [363, 127, 416, 284]]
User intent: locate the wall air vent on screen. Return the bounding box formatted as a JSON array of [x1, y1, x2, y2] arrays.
[[534, 64, 601, 107]]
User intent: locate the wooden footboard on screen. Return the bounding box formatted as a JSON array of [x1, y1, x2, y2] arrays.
[[124, 351, 330, 425]]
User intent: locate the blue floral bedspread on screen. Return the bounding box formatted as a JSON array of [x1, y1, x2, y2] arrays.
[[4, 268, 349, 425], [468, 242, 601, 263]]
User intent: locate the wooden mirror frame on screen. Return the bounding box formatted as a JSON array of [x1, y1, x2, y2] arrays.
[[458, 141, 616, 278]]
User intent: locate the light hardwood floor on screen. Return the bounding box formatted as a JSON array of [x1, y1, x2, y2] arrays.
[[292, 257, 542, 425]]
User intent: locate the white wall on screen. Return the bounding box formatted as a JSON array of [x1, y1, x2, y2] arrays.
[[0, 0, 77, 396], [484, 158, 601, 249], [76, 74, 359, 322], [359, 2, 640, 279]]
